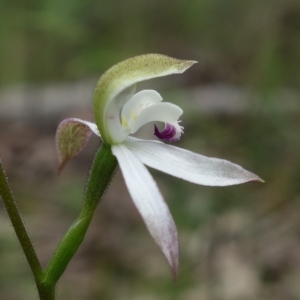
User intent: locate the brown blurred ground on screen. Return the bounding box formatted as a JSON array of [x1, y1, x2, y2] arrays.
[[1, 81, 300, 299]]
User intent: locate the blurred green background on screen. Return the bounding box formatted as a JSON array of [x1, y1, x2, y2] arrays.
[[1, 0, 300, 299]]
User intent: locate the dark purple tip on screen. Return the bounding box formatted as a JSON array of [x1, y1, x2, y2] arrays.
[[154, 124, 180, 142]]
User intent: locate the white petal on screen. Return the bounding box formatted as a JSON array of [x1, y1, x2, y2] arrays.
[[129, 102, 183, 134], [104, 85, 138, 143], [121, 89, 163, 120], [111, 144, 179, 278], [125, 138, 263, 186], [105, 100, 128, 142]]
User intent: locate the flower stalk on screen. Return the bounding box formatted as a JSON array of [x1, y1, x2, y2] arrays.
[[0, 143, 117, 299], [43, 143, 117, 289], [0, 160, 44, 292]]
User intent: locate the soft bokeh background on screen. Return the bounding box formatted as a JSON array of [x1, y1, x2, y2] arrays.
[[1, 0, 300, 299]]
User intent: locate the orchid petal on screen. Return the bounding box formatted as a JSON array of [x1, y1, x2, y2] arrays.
[[128, 102, 183, 134], [107, 85, 138, 141], [93, 54, 197, 144], [125, 138, 263, 186], [111, 144, 179, 279], [121, 89, 163, 129], [55, 118, 100, 174]]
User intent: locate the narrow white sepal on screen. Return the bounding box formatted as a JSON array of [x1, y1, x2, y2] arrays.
[[125, 138, 263, 186], [111, 144, 179, 279]]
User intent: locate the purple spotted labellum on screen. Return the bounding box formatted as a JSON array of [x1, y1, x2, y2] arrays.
[[154, 123, 183, 142]]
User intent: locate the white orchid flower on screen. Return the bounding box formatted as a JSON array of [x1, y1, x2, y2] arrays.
[[56, 54, 262, 279]]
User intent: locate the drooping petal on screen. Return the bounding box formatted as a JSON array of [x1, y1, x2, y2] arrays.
[[121, 89, 163, 130], [111, 144, 179, 279], [55, 118, 100, 174], [125, 138, 263, 186], [127, 102, 183, 134], [93, 54, 197, 144]]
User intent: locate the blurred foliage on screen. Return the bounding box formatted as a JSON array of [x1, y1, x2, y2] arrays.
[[1, 0, 300, 87]]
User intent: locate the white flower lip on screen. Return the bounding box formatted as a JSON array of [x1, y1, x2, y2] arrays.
[[120, 89, 183, 141]]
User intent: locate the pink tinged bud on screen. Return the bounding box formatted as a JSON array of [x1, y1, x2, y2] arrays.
[[55, 118, 93, 174], [154, 124, 183, 142]]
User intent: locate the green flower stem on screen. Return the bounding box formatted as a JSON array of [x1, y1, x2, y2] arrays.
[[0, 160, 45, 294], [43, 144, 117, 289], [37, 286, 55, 300]]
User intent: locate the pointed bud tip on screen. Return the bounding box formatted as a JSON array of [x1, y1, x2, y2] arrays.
[[178, 60, 198, 73], [246, 174, 264, 183], [250, 171, 264, 183], [255, 177, 265, 183], [55, 118, 94, 175]]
